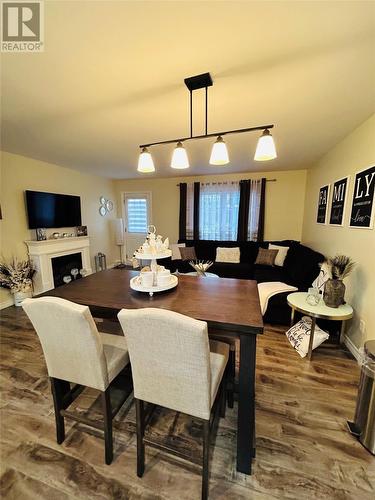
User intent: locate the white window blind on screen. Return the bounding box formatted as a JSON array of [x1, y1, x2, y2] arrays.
[[127, 198, 148, 233], [199, 182, 240, 240]]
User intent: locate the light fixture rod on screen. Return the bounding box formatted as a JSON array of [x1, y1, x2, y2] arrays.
[[205, 86, 208, 136], [139, 124, 274, 149], [190, 90, 193, 138]]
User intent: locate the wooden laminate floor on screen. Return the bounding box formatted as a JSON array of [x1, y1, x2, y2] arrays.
[[0, 306, 374, 499]]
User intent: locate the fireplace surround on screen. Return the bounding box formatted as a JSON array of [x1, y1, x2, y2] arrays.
[[25, 236, 92, 295]]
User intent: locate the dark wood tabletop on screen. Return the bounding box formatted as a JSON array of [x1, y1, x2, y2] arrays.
[[46, 269, 263, 334]]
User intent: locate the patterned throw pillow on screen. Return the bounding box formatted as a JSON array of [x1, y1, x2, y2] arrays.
[[170, 243, 186, 260], [254, 248, 278, 266], [215, 247, 240, 263], [285, 316, 329, 358], [179, 246, 197, 261]]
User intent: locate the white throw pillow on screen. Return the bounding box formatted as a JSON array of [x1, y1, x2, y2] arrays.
[[268, 244, 289, 266], [312, 261, 331, 292], [285, 316, 329, 358], [170, 243, 186, 260], [215, 247, 240, 264]]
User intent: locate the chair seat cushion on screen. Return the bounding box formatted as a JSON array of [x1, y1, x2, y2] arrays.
[[100, 332, 129, 384], [209, 340, 229, 405]]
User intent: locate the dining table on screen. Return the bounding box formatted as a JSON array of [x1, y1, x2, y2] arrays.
[[45, 268, 264, 474]]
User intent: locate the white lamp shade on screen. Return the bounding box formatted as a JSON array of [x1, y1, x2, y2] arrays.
[[254, 131, 277, 161], [171, 142, 189, 169], [137, 148, 155, 173], [112, 218, 125, 245], [209, 136, 229, 165]]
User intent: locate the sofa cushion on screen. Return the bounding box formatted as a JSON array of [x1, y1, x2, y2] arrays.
[[253, 264, 284, 283], [283, 243, 324, 289], [210, 262, 253, 280]]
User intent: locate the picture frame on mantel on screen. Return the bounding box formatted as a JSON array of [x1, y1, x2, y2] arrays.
[[349, 165, 375, 230], [329, 176, 350, 226], [316, 184, 330, 224]]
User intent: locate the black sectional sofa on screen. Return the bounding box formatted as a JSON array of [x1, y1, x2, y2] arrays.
[[164, 239, 325, 325]]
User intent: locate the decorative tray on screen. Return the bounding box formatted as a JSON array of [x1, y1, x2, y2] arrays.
[[130, 274, 178, 296]]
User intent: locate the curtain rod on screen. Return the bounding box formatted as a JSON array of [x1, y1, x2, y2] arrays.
[[176, 178, 277, 187]]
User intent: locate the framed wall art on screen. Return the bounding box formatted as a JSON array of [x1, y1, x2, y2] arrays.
[[329, 176, 349, 226], [316, 184, 330, 224], [349, 165, 375, 229]]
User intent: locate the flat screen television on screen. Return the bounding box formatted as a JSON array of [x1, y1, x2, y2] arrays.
[[25, 190, 82, 229]]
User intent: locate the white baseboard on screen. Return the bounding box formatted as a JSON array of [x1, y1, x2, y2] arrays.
[[0, 298, 14, 310], [343, 335, 361, 362]]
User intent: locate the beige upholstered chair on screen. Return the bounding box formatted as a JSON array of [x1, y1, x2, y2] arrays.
[[22, 297, 130, 465], [117, 307, 229, 500]]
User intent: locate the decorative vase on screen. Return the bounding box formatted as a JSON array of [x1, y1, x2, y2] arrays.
[[323, 279, 345, 308], [13, 290, 32, 307]]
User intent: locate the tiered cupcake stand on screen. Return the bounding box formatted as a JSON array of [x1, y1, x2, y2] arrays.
[[130, 249, 178, 297]]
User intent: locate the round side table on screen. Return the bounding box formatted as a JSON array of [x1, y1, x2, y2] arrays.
[[287, 292, 353, 360]]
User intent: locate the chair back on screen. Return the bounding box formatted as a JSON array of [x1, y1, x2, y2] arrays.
[[22, 297, 109, 391], [118, 308, 211, 419]]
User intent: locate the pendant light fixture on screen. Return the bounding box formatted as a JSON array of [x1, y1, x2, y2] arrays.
[[138, 72, 277, 172], [254, 129, 277, 161], [209, 136, 229, 165], [171, 141, 189, 169], [137, 147, 155, 173]]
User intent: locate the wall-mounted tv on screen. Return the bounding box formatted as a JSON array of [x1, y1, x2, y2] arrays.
[[25, 190, 82, 229]]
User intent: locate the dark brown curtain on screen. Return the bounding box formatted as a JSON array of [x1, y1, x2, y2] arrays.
[[179, 183, 187, 241], [193, 182, 200, 240], [257, 178, 266, 242], [237, 180, 250, 241]]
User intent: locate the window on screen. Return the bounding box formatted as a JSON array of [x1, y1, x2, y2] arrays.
[[199, 182, 240, 240], [126, 198, 148, 233], [247, 179, 263, 241]]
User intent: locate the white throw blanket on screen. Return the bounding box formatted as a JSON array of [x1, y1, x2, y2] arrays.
[[257, 281, 298, 315]]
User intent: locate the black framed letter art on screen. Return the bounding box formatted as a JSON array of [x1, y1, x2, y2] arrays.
[[316, 185, 330, 224], [329, 176, 349, 226], [349, 165, 375, 229]]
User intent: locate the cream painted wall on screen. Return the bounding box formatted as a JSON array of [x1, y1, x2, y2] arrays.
[[114, 169, 307, 249], [0, 152, 117, 307], [302, 114, 375, 349]]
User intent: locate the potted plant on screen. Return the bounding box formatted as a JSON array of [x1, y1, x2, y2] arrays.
[[0, 258, 35, 306], [323, 255, 355, 308]]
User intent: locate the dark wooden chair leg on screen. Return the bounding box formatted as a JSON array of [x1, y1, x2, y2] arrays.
[[202, 419, 210, 500], [135, 398, 145, 477], [50, 377, 66, 444], [102, 388, 113, 465], [220, 381, 226, 418], [227, 347, 235, 409]]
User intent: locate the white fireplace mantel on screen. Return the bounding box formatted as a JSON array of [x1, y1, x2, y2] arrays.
[[25, 236, 92, 295]]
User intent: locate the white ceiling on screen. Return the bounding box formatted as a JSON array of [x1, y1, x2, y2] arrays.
[[1, 1, 375, 179]]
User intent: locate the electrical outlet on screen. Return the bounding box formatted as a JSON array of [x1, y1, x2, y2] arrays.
[[359, 319, 366, 334]]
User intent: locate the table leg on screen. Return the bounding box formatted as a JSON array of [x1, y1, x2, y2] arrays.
[[307, 317, 316, 360], [237, 334, 257, 474], [340, 320, 346, 344], [290, 308, 295, 327]]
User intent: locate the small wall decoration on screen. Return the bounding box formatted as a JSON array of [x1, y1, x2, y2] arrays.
[[329, 176, 349, 226], [316, 185, 330, 224], [99, 196, 114, 216], [36, 228, 47, 241], [349, 165, 375, 229], [76, 225, 88, 237]]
